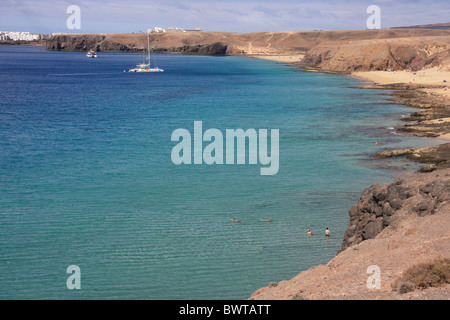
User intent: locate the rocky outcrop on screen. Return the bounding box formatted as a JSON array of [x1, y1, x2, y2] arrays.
[[340, 168, 450, 251], [250, 169, 450, 300], [46, 34, 229, 55], [46, 35, 107, 51], [372, 143, 450, 172], [45, 29, 450, 64], [152, 42, 228, 55], [46, 34, 145, 52]]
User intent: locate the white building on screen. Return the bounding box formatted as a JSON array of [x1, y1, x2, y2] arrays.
[[150, 27, 166, 33], [149, 27, 202, 33], [1, 31, 40, 41]]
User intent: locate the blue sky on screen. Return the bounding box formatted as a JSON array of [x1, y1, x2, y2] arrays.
[[1, 0, 449, 34]]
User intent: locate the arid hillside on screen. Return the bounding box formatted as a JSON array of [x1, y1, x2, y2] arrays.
[[46, 28, 450, 72]]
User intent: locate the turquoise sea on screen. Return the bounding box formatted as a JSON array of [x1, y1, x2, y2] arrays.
[[0, 46, 440, 299]]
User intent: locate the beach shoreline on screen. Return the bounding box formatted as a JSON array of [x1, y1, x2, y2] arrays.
[[252, 53, 450, 167], [351, 69, 450, 139], [3, 31, 449, 300]]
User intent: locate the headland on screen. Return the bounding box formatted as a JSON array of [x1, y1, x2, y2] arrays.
[[44, 26, 450, 299]]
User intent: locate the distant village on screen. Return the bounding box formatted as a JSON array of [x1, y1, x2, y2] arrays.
[[148, 27, 202, 33], [0, 27, 203, 42], [0, 31, 54, 41]]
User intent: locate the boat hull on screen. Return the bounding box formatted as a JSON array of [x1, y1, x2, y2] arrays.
[[128, 68, 164, 73]]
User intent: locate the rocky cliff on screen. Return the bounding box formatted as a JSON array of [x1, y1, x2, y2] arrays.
[[46, 29, 450, 69], [250, 169, 450, 300], [298, 37, 450, 72], [340, 166, 449, 252], [45, 33, 229, 55], [44, 28, 450, 300], [372, 143, 450, 172]]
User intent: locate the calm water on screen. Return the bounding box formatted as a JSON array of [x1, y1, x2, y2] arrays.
[[0, 46, 439, 299]]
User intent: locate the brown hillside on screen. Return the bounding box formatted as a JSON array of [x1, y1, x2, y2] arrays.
[[46, 28, 450, 73]]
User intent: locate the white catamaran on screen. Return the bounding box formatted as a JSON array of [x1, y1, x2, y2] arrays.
[[129, 32, 164, 73]]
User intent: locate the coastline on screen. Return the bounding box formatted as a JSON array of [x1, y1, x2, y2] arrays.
[[254, 53, 450, 167], [11, 38, 449, 299], [351, 69, 450, 140], [350, 68, 450, 171], [0, 40, 46, 47], [248, 54, 450, 300]]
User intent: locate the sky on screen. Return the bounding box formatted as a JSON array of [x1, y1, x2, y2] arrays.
[[1, 0, 449, 34]]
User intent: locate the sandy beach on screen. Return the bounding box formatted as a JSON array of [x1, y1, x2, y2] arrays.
[[352, 67, 450, 140], [255, 55, 449, 99], [353, 67, 450, 99], [254, 54, 450, 144]]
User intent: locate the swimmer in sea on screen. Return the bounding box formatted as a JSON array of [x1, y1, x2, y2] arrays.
[[230, 218, 243, 223], [260, 218, 272, 222], [307, 229, 312, 236], [325, 227, 330, 237]]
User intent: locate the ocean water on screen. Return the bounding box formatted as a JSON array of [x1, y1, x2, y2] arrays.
[[0, 45, 440, 300]]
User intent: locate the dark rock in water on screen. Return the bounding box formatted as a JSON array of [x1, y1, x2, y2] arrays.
[[152, 42, 228, 56], [340, 168, 450, 252], [46, 35, 107, 51], [181, 42, 228, 56], [372, 148, 416, 159], [371, 143, 450, 172], [419, 164, 437, 173], [46, 35, 229, 56]]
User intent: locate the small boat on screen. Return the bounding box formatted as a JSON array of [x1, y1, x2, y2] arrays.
[[129, 32, 164, 73], [86, 50, 97, 58]]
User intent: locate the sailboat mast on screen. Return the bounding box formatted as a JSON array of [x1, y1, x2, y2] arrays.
[[147, 32, 151, 66]]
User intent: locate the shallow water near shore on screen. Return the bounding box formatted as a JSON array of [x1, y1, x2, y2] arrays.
[[0, 46, 441, 299]]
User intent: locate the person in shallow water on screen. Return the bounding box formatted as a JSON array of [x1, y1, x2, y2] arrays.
[[325, 227, 330, 237], [307, 229, 312, 236]]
